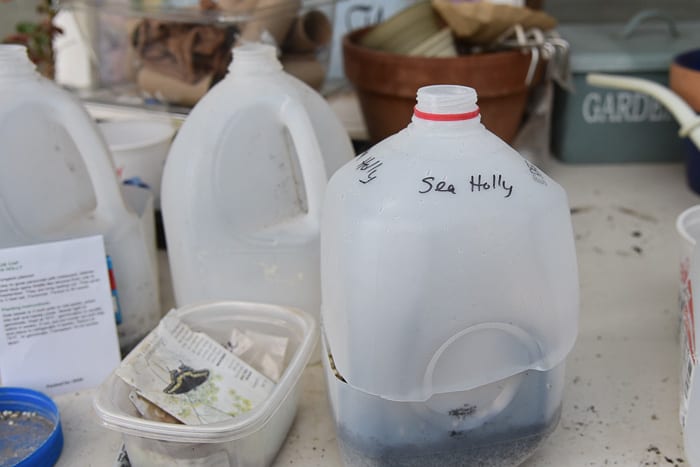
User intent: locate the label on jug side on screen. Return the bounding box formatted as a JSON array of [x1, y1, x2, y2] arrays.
[[356, 152, 383, 185], [418, 173, 514, 198], [354, 151, 547, 196], [524, 160, 547, 186]]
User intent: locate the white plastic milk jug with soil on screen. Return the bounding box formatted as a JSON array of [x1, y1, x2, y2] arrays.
[[321, 85, 580, 466]]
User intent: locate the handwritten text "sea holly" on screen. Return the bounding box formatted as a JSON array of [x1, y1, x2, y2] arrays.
[[469, 174, 513, 198], [419, 174, 514, 198]]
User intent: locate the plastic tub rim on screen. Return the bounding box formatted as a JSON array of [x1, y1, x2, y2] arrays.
[[93, 300, 317, 444]]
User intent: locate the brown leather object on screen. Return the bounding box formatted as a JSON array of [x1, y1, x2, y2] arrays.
[[343, 27, 545, 144], [132, 19, 236, 85]]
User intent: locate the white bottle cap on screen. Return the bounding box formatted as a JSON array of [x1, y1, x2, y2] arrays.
[[414, 85, 480, 121]]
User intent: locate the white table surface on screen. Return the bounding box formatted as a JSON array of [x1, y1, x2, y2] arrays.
[[53, 160, 700, 466]]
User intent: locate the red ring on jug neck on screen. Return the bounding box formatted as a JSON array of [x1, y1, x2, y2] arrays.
[[413, 106, 480, 121]]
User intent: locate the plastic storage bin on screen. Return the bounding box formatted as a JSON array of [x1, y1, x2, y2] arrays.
[[58, 0, 337, 109], [0, 44, 160, 353], [94, 301, 317, 467], [321, 85, 579, 466], [551, 11, 700, 163]]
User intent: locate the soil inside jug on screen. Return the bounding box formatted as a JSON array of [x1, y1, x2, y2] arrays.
[[333, 368, 562, 467]]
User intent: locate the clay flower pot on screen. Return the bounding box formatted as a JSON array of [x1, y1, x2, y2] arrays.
[[671, 49, 700, 112], [343, 27, 545, 144]]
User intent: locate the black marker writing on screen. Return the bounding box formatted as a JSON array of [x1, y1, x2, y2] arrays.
[[524, 160, 547, 185], [356, 154, 383, 185], [419, 177, 456, 194], [469, 174, 513, 198]]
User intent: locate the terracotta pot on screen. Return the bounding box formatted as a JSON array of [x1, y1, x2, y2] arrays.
[[671, 49, 700, 111], [343, 27, 545, 143]]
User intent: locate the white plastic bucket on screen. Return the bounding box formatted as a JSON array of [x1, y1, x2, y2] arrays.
[[99, 119, 175, 208]]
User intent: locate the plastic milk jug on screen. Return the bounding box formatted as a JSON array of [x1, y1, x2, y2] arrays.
[[321, 85, 579, 466], [161, 44, 354, 327], [0, 45, 160, 353]]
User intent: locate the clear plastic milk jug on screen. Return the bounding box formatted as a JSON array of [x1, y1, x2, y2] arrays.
[[321, 85, 579, 466], [0, 45, 160, 353], [161, 44, 354, 330]]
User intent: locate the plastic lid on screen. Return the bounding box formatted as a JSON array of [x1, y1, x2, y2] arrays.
[[413, 85, 480, 121], [0, 387, 64, 467]]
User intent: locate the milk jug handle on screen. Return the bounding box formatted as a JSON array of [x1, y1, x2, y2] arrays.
[[51, 96, 130, 221], [278, 97, 328, 225]]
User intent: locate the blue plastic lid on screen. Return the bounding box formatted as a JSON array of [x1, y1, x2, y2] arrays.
[[0, 387, 63, 467]]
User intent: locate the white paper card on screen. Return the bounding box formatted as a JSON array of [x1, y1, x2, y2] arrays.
[[0, 236, 121, 396]]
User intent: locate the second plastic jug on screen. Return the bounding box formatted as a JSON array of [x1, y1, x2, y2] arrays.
[[321, 85, 579, 466], [0, 45, 160, 353], [161, 44, 354, 329]]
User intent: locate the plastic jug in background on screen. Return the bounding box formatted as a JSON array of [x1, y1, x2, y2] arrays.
[[161, 44, 354, 335], [321, 85, 579, 466], [680, 217, 700, 467], [0, 45, 160, 353]]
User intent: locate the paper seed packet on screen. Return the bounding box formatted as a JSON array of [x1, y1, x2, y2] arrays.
[[116, 313, 275, 425]]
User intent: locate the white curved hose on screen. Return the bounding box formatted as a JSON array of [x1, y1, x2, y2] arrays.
[[586, 73, 700, 151]]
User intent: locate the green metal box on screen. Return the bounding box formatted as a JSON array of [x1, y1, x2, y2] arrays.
[[551, 13, 700, 163]]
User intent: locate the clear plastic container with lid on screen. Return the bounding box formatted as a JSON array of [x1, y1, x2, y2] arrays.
[[321, 85, 579, 466]]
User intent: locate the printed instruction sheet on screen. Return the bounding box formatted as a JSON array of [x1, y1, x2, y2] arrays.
[[0, 236, 121, 396]]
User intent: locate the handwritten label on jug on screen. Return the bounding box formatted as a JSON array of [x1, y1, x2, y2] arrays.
[[418, 177, 456, 194], [470, 174, 513, 197], [523, 160, 547, 186], [356, 152, 382, 185], [418, 174, 513, 198]]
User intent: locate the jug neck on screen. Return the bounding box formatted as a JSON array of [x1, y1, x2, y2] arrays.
[[0, 45, 39, 81], [228, 43, 283, 76], [409, 85, 483, 132]]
